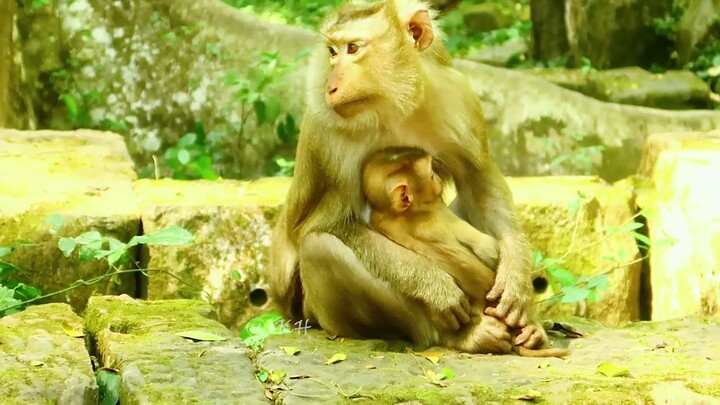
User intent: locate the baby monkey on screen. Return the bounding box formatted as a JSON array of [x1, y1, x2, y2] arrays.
[[362, 146, 571, 358]]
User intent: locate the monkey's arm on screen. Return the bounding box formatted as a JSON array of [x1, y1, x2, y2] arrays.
[[450, 216, 499, 271], [451, 98, 533, 328]]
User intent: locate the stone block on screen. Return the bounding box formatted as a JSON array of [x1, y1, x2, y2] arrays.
[[508, 176, 642, 326], [0, 303, 98, 404], [134, 177, 287, 331], [0, 129, 140, 312], [636, 131, 720, 321], [587, 67, 710, 110], [83, 295, 265, 404]]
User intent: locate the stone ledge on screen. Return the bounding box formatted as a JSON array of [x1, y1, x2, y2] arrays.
[[0, 303, 98, 404]]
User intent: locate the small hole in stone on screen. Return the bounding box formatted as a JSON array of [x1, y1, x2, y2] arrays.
[[249, 288, 268, 306], [532, 276, 548, 294]]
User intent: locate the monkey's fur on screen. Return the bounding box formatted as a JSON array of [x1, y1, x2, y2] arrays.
[[362, 146, 571, 357], [267, 0, 545, 354]]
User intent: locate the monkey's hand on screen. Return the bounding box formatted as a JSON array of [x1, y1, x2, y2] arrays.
[[513, 321, 549, 349], [466, 315, 513, 354], [485, 267, 531, 328], [430, 288, 472, 331]]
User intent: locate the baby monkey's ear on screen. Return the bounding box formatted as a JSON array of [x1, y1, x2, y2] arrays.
[[388, 181, 413, 212]]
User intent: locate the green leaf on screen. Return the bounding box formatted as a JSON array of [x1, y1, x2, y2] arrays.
[[440, 367, 455, 380], [0, 246, 13, 258], [596, 362, 630, 377], [560, 286, 591, 303], [585, 289, 602, 302], [586, 274, 610, 291], [176, 330, 227, 341], [58, 238, 77, 257], [59, 94, 79, 120], [78, 241, 103, 261], [532, 251, 543, 268], [75, 231, 103, 245], [0, 262, 17, 281], [177, 149, 191, 165], [44, 214, 65, 233], [96, 368, 121, 405], [128, 226, 194, 247], [231, 271, 241, 280], [107, 249, 128, 267], [568, 197, 581, 217], [14, 283, 41, 299], [546, 267, 578, 288], [178, 132, 198, 148], [632, 231, 651, 247], [256, 370, 269, 383], [620, 222, 644, 232], [264, 98, 282, 124], [253, 100, 266, 126]]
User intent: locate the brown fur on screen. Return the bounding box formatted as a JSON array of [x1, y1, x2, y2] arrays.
[[267, 0, 542, 354], [362, 146, 571, 357]]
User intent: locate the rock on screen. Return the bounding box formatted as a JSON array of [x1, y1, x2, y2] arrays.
[[133, 174, 640, 327], [508, 176, 642, 326], [636, 131, 720, 322], [451, 59, 720, 182], [560, 0, 672, 69], [586, 67, 710, 110], [15, 2, 720, 181], [676, 0, 720, 65], [134, 177, 287, 331], [0, 303, 98, 404], [83, 295, 266, 404], [260, 316, 720, 403], [465, 40, 528, 67], [461, 3, 514, 33], [524, 67, 590, 93], [0, 129, 139, 312], [530, 0, 569, 61]]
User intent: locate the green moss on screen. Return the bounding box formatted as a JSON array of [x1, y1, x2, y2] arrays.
[[84, 296, 223, 337], [686, 382, 720, 398], [567, 381, 653, 403]]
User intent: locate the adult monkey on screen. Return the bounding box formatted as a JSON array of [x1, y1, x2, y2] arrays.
[[267, 0, 544, 353]]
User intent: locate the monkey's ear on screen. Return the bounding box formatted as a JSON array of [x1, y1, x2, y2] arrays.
[[408, 10, 434, 51], [389, 182, 412, 212]]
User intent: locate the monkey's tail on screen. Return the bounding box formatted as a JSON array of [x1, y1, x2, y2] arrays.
[[513, 346, 572, 358]]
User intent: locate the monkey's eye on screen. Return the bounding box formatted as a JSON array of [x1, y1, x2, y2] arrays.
[[328, 46, 337, 57], [347, 42, 359, 55]]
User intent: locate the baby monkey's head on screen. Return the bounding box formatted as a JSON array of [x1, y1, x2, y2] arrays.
[[362, 146, 443, 214]]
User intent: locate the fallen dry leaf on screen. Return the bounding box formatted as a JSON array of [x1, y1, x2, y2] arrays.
[[370, 354, 385, 360], [61, 323, 84, 338], [279, 346, 300, 356], [365, 364, 377, 370], [538, 361, 550, 369], [596, 362, 630, 377], [416, 350, 445, 364], [288, 374, 312, 380], [30, 360, 44, 367], [325, 353, 347, 365]]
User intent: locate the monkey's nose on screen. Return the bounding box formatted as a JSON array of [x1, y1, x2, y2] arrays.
[[327, 87, 338, 95]]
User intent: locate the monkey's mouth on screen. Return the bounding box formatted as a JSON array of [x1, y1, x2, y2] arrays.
[[332, 97, 374, 118]]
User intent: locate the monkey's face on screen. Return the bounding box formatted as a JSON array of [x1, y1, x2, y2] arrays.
[[316, 1, 432, 121]]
